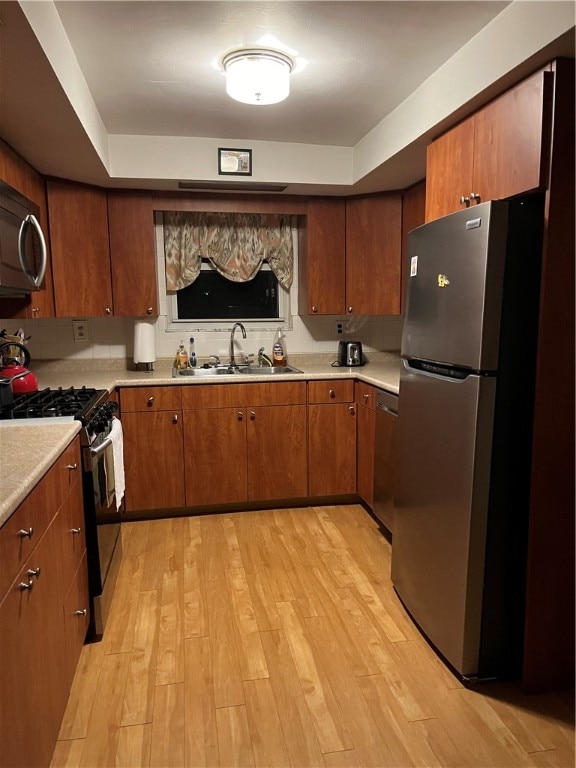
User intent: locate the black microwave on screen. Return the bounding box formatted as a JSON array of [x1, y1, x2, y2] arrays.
[[0, 181, 47, 296]]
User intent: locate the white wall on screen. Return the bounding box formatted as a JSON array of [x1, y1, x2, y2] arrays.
[[1, 219, 403, 364]]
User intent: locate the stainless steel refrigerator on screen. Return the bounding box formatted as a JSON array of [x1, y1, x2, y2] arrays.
[[391, 197, 544, 681]]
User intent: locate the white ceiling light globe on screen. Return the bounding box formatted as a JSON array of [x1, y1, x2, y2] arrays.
[[223, 50, 293, 106]]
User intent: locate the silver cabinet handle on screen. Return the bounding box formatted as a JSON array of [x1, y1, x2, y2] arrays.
[[146, 307, 153, 315], [460, 195, 470, 206], [349, 406, 356, 415], [329, 389, 336, 399], [250, 411, 256, 421], [18, 528, 33, 538], [19, 580, 33, 591], [363, 393, 370, 402], [311, 305, 318, 313], [75, 609, 87, 617], [172, 414, 178, 424], [147, 396, 154, 406], [66, 463, 78, 471], [347, 306, 353, 313], [27, 567, 41, 579], [470, 192, 481, 203], [71, 527, 82, 535], [18, 214, 47, 289], [105, 307, 112, 315], [237, 411, 244, 421]]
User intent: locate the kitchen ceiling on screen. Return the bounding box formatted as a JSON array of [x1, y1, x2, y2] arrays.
[[0, 1, 574, 195]]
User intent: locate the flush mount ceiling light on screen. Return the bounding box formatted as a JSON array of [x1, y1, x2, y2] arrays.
[[222, 48, 294, 105]]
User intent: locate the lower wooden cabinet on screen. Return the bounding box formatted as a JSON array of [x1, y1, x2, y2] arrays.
[[182, 383, 308, 507], [307, 381, 357, 497], [184, 407, 248, 506], [246, 405, 308, 501], [0, 436, 89, 768], [122, 410, 185, 511], [356, 382, 377, 507]]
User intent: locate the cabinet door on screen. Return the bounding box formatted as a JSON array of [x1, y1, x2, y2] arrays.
[[0, 524, 64, 768], [357, 402, 376, 508], [247, 405, 308, 501], [472, 70, 552, 204], [308, 403, 357, 496], [183, 408, 247, 506], [107, 191, 158, 317], [48, 180, 113, 317], [298, 199, 346, 315], [345, 195, 402, 315], [122, 411, 184, 511], [425, 116, 475, 222], [62, 551, 90, 687]]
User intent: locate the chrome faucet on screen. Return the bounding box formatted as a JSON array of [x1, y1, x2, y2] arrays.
[[229, 322, 247, 369]]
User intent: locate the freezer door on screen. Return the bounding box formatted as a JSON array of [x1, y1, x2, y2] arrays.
[[391, 360, 496, 677], [402, 201, 509, 370]]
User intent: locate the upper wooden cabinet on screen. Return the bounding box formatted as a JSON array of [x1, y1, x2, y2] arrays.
[[425, 68, 553, 221], [107, 191, 158, 317], [345, 194, 402, 315], [47, 182, 159, 318], [0, 139, 55, 320], [299, 194, 402, 316], [47, 180, 113, 317], [298, 198, 346, 315]]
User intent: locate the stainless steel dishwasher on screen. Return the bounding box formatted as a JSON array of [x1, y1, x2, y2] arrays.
[[373, 389, 398, 535]]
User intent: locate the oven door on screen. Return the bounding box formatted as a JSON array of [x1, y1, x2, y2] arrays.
[[85, 424, 123, 637]]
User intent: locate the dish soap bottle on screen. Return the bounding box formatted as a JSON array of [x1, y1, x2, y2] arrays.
[[174, 340, 189, 370], [272, 327, 287, 367], [189, 337, 197, 368]]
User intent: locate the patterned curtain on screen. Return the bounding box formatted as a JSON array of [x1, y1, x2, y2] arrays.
[[164, 212, 293, 292]]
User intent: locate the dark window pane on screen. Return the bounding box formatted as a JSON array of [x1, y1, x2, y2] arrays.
[[176, 269, 279, 320]]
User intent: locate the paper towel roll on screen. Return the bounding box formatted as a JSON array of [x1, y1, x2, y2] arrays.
[[133, 320, 156, 364]]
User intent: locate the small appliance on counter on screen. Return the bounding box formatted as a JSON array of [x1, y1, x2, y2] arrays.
[[337, 340, 364, 366], [0, 339, 38, 394]]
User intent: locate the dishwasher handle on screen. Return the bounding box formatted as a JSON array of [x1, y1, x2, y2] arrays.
[[375, 391, 398, 416]]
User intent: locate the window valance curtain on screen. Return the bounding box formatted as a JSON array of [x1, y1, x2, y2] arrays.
[[164, 211, 294, 292]]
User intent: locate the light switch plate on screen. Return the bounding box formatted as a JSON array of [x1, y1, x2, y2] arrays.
[[72, 319, 89, 343]]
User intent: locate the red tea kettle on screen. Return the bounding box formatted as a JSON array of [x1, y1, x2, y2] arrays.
[[0, 342, 39, 394]]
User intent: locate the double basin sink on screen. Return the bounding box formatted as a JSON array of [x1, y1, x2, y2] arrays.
[[173, 365, 303, 378]]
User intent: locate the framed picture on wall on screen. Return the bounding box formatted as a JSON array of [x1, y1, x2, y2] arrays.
[[218, 148, 252, 176]]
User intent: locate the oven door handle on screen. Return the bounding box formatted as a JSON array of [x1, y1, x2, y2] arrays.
[[90, 435, 113, 457]]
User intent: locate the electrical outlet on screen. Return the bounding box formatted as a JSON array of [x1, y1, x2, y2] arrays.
[[72, 319, 89, 343], [337, 322, 343, 335]]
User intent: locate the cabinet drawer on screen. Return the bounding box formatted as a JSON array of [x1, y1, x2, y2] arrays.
[[54, 480, 86, 602], [120, 386, 182, 412], [308, 380, 354, 404], [0, 438, 80, 599], [182, 383, 249, 410], [245, 382, 307, 406], [355, 382, 377, 411]]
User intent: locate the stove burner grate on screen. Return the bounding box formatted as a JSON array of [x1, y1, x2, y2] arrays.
[[0, 386, 105, 421]]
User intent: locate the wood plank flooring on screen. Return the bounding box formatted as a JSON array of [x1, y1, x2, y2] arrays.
[[51, 505, 575, 768]]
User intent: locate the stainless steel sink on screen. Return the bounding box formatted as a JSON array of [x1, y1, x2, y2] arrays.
[[172, 365, 302, 378], [243, 366, 303, 375]]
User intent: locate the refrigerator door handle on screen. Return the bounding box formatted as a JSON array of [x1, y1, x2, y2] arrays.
[[402, 359, 471, 383]]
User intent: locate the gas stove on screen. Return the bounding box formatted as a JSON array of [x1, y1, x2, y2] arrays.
[[0, 386, 107, 424]]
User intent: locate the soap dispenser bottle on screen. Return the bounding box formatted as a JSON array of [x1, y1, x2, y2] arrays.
[[272, 327, 287, 367], [174, 340, 189, 370], [189, 337, 197, 368]]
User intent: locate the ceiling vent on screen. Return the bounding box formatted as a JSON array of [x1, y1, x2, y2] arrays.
[[178, 181, 287, 192]]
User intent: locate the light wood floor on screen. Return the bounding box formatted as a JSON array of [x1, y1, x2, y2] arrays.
[[51, 505, 574, 768]]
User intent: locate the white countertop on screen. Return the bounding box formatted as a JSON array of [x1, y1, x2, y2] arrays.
[[0, 355, 401, 528], [0, 421, 81, 527]]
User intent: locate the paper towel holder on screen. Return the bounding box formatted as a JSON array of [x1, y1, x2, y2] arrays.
[[134, 361, 155, 372]]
